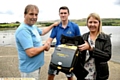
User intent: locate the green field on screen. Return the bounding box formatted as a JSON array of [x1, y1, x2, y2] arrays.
[[0, 18, 120, 28]]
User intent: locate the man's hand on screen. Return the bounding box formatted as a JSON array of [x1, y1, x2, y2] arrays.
[[41, 22, 60, 36], [44, 42, 51, 51], [52, 22, 60, 27]]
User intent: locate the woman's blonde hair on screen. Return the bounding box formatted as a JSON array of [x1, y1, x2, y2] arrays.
[[86, 13, 102, 34]]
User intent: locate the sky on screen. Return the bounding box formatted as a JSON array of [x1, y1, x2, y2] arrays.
[[0, 0, 120, 23]]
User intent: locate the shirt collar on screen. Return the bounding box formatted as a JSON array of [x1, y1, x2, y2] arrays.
[[59, 20, 70, 28]]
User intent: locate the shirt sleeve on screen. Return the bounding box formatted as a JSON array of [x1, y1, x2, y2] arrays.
[[75, 24, 81, 36], [37, 27, 42, 35], [17, 29, 33, 50], [50, 27, 57, 39]]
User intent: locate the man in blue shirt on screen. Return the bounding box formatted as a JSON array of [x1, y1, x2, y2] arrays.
[[46, 6, 81, 80], [15, 4, 58, 80]]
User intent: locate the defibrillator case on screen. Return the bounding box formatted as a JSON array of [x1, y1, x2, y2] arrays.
[[50, 35, 84, 73]]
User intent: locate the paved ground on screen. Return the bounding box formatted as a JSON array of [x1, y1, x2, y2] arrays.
[[0, 46, 120, 80]]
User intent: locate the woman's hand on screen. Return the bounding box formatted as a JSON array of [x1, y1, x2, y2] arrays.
[[78, 41, 92, 51]]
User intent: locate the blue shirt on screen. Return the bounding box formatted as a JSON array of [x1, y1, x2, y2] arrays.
[[15, 23, 44, 73], [50, 21, 81, 46]]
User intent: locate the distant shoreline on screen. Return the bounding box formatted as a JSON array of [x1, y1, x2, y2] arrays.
[[0, 18, 120, 28]]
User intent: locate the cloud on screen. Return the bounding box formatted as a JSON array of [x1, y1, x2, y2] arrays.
[[0, 10, 14, 15], [0, 0, 120, 23], [114, 0, 120, 5]]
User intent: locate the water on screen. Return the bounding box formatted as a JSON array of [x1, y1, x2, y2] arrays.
[[0, 26, 120, 63]]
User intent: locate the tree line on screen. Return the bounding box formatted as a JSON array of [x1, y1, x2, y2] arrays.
[[0, 18, 120, 28]]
